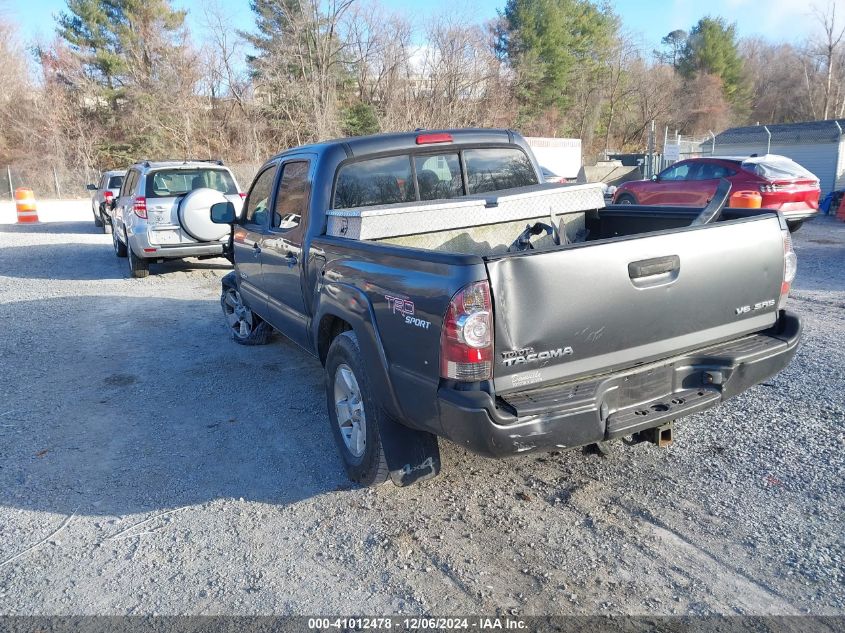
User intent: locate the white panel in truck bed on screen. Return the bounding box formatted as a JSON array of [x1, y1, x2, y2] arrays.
[[325, 182, 605, 240]]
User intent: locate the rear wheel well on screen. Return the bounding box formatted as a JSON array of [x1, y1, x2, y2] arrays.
[[318, 315, 353, 365]]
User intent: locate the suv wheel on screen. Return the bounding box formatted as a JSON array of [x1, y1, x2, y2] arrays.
[[112, 226, 127, 257], [325, 331, 389, 487], [127, 241, 149, 278], [221, 284, 271, 345], [93, 206, 103, 228], [616, 194, 636, 205]]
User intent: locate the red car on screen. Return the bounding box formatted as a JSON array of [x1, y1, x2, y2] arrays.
[[612, 155, 820, 231]]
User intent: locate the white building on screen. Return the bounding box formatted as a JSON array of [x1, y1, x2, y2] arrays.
[[705, 119, 845, 194]]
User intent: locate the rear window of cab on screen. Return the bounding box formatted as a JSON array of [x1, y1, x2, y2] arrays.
[[333, 147, 537, 209]]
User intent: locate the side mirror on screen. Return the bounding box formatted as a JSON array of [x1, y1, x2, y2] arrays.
[[651, 175, 658, 182], [86, 184, 97, 191], [211, 201, 236, 224]]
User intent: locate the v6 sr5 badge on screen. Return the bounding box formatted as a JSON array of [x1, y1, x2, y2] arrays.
[[385, 294, 431, 330]]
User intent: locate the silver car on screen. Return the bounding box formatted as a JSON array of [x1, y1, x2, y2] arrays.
[[110, 160, 243, 278], [86, 170, 126, 233]]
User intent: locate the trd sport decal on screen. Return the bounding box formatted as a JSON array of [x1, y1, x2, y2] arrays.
[[385, 294, 431, 330]]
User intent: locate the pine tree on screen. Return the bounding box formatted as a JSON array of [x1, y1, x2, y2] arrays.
[[496, 0, 617, 126], [678, 17, 746, 106], [57, 0, 187, 99]]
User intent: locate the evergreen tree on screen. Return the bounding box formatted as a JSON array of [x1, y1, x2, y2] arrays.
[[496, 0, 617, 124], [242, 0, 354, 144], [57, 0, 186, 110], [56, 0, 191, 158], [678, 17, 746, 105], [241, 0, 303, 72]]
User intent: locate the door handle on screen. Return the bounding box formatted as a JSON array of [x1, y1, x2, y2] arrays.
[[628, 255, 680, 279]]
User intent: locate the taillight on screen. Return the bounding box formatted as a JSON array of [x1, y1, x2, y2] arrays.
[[779, 229, 797, 309], [133, 196, 147, 219], [440, 281, 493, 381], [104, 191, 113, 201]]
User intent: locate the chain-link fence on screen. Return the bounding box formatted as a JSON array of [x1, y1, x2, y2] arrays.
[[0, 165, 99, 200], [1, 163, 264, 200]]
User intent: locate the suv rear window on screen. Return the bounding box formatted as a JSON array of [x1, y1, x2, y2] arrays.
[[107, 175, 124, 189], [333, 146, 538, 209], [145, 168, 237, 198], [742, 157, 817, 181]]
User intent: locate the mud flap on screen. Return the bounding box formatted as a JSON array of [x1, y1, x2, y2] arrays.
[[377, 415, 441, 487]]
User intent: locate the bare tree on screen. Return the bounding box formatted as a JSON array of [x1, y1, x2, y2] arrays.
[[811, 1, 845, 119]]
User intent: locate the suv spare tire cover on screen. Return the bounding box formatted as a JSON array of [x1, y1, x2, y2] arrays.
[[178, 188, 230, 242]]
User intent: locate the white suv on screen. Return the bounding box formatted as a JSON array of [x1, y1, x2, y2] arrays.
[[110, 160, 243, 278], [87, 169, 126, 233]]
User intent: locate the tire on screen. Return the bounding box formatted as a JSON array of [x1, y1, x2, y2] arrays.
[[325, 331, 389, 487], [112, 225, 127, 257], [127, 239, 150, 278], [93, 205, 103, 228], [178, 188, 230, 242], [616, 194, 636, 205], [220, 281, 272, 345]]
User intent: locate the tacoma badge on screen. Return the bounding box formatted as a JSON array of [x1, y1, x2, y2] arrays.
[[502, 346, 573, 367]]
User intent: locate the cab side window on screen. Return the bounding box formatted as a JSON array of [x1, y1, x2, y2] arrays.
[[273, 161, 311, 230], [243, 165, 277, 227]]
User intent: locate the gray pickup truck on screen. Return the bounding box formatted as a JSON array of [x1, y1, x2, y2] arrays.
[[210, 129, 801, 487]]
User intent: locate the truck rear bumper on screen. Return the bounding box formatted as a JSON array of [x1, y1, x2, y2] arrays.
[[436, 310, 801, 458]]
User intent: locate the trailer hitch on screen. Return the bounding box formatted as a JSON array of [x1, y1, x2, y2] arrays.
[[630, 421, 674, 448]]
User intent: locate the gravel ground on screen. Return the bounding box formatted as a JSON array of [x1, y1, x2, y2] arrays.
[[0, 205, 843, 616]]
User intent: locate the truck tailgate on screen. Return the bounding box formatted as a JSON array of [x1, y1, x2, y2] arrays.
[[485, 215, 785, 393]]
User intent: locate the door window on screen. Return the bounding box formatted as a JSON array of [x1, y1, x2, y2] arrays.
[[692, 162, 734, 180], [659, 163, 692, 181], [273, 161, 311, 230], [415, 154, 463, 200], [243, 165, 277, 227], [121, 171, 137, 196]]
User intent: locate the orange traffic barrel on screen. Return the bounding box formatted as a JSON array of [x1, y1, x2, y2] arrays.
[[729, 190, 762, 208], [14, 188, 38, 223]]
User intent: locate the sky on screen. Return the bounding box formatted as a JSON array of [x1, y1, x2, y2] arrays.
[[4, 0, 824, 52]]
